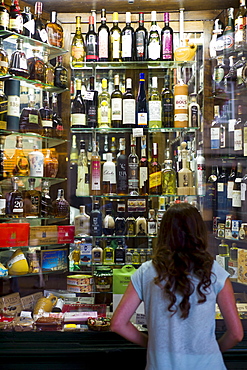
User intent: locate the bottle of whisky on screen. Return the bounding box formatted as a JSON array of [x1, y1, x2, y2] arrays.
[[23, 178, 41, 218], [46, 11, 64, 48], [90, 200, 102, 236], [6, 176, 23, 217], [103, 208, 115, 236], [39, 91, 53, 137], [117, 137, 128, 195], [128, 136, 139, 195], [76, 140, 89, 197], [139, 135, 149, 195], [149, 142, 162, 195], [40, 180, 52, 218], [74, 205, 90, 236], [52, 189, 70, 218], [114, 239, 125, 264], [19, 88, 42, 134], [12, 135, 30, 176]]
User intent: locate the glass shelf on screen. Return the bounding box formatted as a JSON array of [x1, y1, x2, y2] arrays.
[[0, 176, 66, 187], [71, 60, 196, 70], [74, 235, 156, 239], [71, 127, 199, 134], [0, 268, 68, 280], [0, 130, 67, 148]]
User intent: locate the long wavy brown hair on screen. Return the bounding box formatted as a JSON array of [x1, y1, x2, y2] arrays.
[[152, 203, 214, 319]]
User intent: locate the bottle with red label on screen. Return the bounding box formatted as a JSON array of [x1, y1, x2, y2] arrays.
[[85, 16, 98, 62], [90, 140, 101, 195]]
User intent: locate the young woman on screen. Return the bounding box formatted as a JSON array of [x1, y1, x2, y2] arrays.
[[111, 203, 243, 369]]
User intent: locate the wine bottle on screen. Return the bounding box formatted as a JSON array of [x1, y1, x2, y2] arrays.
[[9, 0, 23, 34], [135, 12, 148, 61], [235, 0, 246, 50], [223, 8, 234, 55], [148, 11, 160, 61], [117, 137, 128, 195], [85, 76, 98, 128], [76, 140, 89, 196], [46, 11, 64, 48], [136, 72, 148, 127], [33, 2, 48, 43], [161, 74, 174, 127], [121, 12, 135, 61], [128, 135, 139, 195], [98, 78, 111, 128], [149, 142, 162, 195], [69, 134, 78, 190], [122, 78, 135, 127], [5, 79, 20, 131], [0, 0, 9, 31], [85, 15, 98, 62], [98, 8, 109, 62], [139, 135, 149, 195], [148, 76, 162, 128], [90, 140, 101, 196], [90, 200, 102, 236], [110, 12, 121, 62], [161, 12, 173, 61], [71, 16, 86, 67], [71, 79, 86, 128], [111, 74, 122, 127]]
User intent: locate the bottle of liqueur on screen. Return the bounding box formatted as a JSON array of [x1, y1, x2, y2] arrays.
[[122, 78, 136, 127], [27, 49, 45, 83], [103, 240, 114, 264], [85, 76, 98, 128], [98, 78, 111, 128], [188, 94, 200, 127], [54, 56, 68, 89], [9, 0, 23, 34], [103, 208, 115, 236], [98, 9, 109, 62], [135, 12, 148, 61], [23, 178, 41, 218], [196, 149, 206, 196], [149, 142, 162, 195], [19, 89, 42, 134], [110, 136, 118, 163], [6, 177, 23, 217], [147, 209, 157, 236], [90, 200, 102, 236], [139, 135, 149, 196], [9, 38, 29, 78], [178, 141, 193, 189], [40, 180, 52, 218], [232, 162, 242, 214], [148, 76, 162, 128], [227, 162, 236, 209], [74, 205, 90, 236], [174, 75, 189, 128], [110, 12, 121, 62], [92, 240, 103, 264], [28, 145, 44, 177], [235, 0, 246, 50], [69, 134, 78, 189], [212, 56, 227, 96], [46, 11, 64, 48], [0, 38, 8, 76], [111, 74, 122, 127], [76, 140, 90, 197], [161, 12, 173, 61], [90, 140, 101, 196], [71, 79, 86, 128], [234, 105, 244, 156], [39, 91, 53, 137], [162, 159, 177, 195], [115, 203, 126, 236], [121, 12, 135, 61], [71, 16, 86, 67], [128, 136, 139, 195], [115, 240, 125, 264], [0, 81, 7, 129], [223, 7, 235, 55], [102, 153, 116, 195], [85, 15, 98, 62], [5, 79, 20, 131], [52, 93, 64, 138], [0, 0, 9, 31], [148, 11, 161, 61], [33, 1, 48, 43], [136, 72, 148, 127], [126, 215, 136, 236], [52, 188, 70, 218], [117, 137, 128, 195], [43, 51, 55, 86], [12, 135, 30, 176], [161, 74, 174, 127]]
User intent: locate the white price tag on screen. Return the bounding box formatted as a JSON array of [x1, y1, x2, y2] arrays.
[[132, 128, 143, 137]]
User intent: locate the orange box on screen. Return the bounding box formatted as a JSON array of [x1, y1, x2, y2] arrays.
[[0, 223, 29, 248], [58, 226, 75, 243]]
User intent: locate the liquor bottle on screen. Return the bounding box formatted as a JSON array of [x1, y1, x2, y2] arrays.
[[161, 159, 176, 195], [43, 148, 58, 178], [46, 11, 64, 48], [148, 11, 160, 61], [115, 203, 126, 235], [12, 135, 30, 176], [139, 135, 149, 196], [216, 164, 229, 222], [90, 140, 101, 196], [103, 208, 115, 236], [149, 142, 162, 195], [98, 8, 109, 62], [92, 240, 103, 264], [136, 216, 147, 235], [0, 185, 6, 215], [110, 137, 118, 162], [135, 12, 148, 61], [85, 15, 98, 62], [241, 169, 247, 221], [235, 0, 246, 50], [111, 74, 122, 127], [71, 79, 86, 128], [147, 209, 157, 236], [228, 243, 238, 281], [5, 79, 20, 131], [28, 145, 44, 177], [76, 140, 89, 197], [19, 89, 42, 134], [0, 81, 7, 129], [101, 135, 109, 161], [39, 91, 53, 137], [98, 78, 111, 128], [188, 94, 200, 127], [132, 249, 141, 264], [121, 12, 135, 61], [210, 105, 221, 151], [69, 134, 78, 188], [0, 0, 9, 31], [122, 78, 136, 127], [206, 165, 218, 217], [109, 12, 121, 62], [6, 177, 23, 217], [161, 12, 173, 61], [90, 200, 102, 236], [115, 240, 125, 264], [103, 239, 114, 264], [52, 188, 70, 218], [174, 76, 188, 128], [9, 0, 23, 34], [232, 162, 242, 214], [71, 16, 86, 67], [223, 8, 234, 55], [161, 74, 174, 127], [85, 76, 98, 128], [126, 215, 136, 236], [227, 162, 236, 209], [234, 105, 244, 156], [74, 205, 90, 236], [117, 137, 128, 195], [128, 136, 139, 195], [148, 76, 162, 128], [0, 38, 8, 76], [212, 56, 227, 95], [102, 153, 116, 195], [9, 38, 29, 78], [178, 141, 193, 189], [209, 18, 224, 58], [196, 149, 206, 196], [21, 6, 33, 37], [136, 72, 148, 127], [23, 178, 41, 218], [125, 249, 133, 263], [32, 2, 47, 43], [225, 55, 237, 93], [27, 49, 45, 83], [218, 240, 229, 256], [43, 51, 54, 86], [54, 56, 68, 89], [40, 180, 52, 218]]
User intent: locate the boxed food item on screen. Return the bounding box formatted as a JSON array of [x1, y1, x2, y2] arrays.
[[0, 292, 23, 316], [29, 226, 58, 246], [0, 223, 29, 248], [67, 284, 93, 293], [21, 292, 43, 311], [67, 274, 93, 286], [58, 226, 75, 243], [41, 248, 68, 272], [238, 248, 247, 284]]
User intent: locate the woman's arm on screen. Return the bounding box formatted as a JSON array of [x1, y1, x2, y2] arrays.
[[110, 281, 148, 348], [217, 278, 244, 352]]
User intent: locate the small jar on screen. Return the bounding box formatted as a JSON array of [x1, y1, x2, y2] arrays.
[[94, 266, 113, 292]]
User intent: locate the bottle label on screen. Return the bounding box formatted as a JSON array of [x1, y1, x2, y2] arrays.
[[244, 126, 247, 156], [190, 105, 199, 127], [0, 60, 8, 68], [28, 113, 39, 124], [234, 128, 242, 151], [42, 119, 53, 128], [148, 221, 157, 235], [7, 95, 20, 117], [98, 102, 110, 124], [71, 113, 86, 126], [29, 153, 44, 177], [76, 166, 89, 196], [98, 28, 109, 59], [136, 32, 145, 58], [148, 34, 160, 60], [235, 18, 244, 44], [175, 94, 188, 110], [13, 196, 23, 214], [9, 15, 23, 33], [0, 198, 6, 215], [149, 100, 161, 122], [0, 98, 7, 114], [241, 182, 246, 201], [103, 167, 116, 184], [111, 97, 122, 120], [137, 112, 147, 126], [111, 30, 120, 59], [128, 162, 139, 190], [232, 189, 241, 208], [149, 171, 162, 189], [86, 35, 98, 60], [174, 113, 188, 122], [139, 167, 148, 188], [162, 97, 174, 112], [227, 180, 234, 199], [210, 127, 220, 149], [71, 45, 85, 60], [224, 33, 234, 50], [123, 99, 135, 125], [0, 12, 9, 28], [91, 160, 101, 191], [161, 31, 173, 60], [122, 31, 132, 58]]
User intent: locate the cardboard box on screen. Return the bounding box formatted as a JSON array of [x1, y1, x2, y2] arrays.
[[216, 255, 229, 271], [67, 274, 93, 286], [67, 284, 93, 293], [58, 226, 75, 244], [0, 223, 29, 248], [21, 292, 43, 311], [29, 226, 58, 246], [0, 292, 22, 316], [238, 248, 247, 284], [41, 248, 68, 272]]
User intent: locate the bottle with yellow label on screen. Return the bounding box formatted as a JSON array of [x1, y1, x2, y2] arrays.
[[149, 142, 162, 195]]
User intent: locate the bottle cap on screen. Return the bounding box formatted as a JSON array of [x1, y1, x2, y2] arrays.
[[164, 12, 169, 23], [112, 12, 118, 22], [140, 72, 145, 81], [102, 78, 107, 89], [126, 12, 131, 23], [106, 153, 112, 161], [89, 16, 94, 25], [35, 2, 43, 15]]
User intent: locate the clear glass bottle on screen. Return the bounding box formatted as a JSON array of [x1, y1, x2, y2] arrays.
[[162, 159, 176, 195], [74, 205, 90, 236], [43, 52, 54, 86], [110, 12, 121, 62], [52, 188, 70, 218], [148, 76, 162, 128], [102, 152, 116, 195], [128, 136, 139, 195], [178, 141, 193, 188], [6, 176, 23, 217], [12, 135, 30, 176], [90, 140, 101, 196], [19, 88, 42, 134], [71, 16, 86, 67], [28, 145, 44, 177], [98, 78, 111, 128], [148, 11, 160, 61], [23, 178, 41, 218], [111, 74, 122, 127], [76, 140, 89, 197], [46, 11, 64, 48]]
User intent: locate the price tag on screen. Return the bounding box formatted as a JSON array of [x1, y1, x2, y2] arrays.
[[84, 91, 94, 101], [132, 128, 143, 137]]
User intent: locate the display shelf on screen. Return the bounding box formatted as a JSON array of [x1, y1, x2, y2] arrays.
[[74, 235, 156, 239], [71, 60, 196, 70], [71, 127, 199, 134], [0, 176, 67, 187], [0, 268, 68, 280]]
